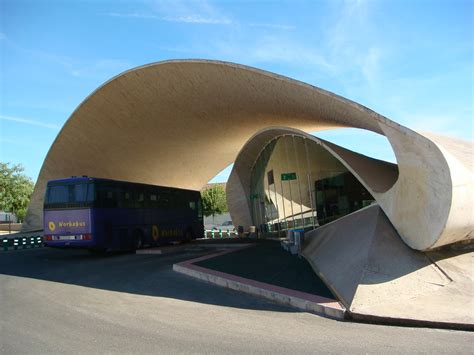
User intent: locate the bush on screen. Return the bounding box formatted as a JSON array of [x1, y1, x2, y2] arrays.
[[0, 162, 34, 223]]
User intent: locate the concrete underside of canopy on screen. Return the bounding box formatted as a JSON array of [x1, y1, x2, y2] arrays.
[[302, 204, 474, 328], [227, 127, 400, 231], [24, 60, 473, 252]]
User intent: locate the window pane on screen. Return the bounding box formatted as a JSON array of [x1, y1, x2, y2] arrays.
[[87, 184, 95, 203], [75, 184, 88, 202], [97, 184, 116, 208], [48, 185, 69, 203]]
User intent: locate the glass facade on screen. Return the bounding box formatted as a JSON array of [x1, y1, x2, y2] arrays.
[[249, 135, 375, 233], [315, 172, 374, 226]]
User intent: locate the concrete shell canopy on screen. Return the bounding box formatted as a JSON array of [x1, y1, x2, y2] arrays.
[[24, 60, 473, 251]]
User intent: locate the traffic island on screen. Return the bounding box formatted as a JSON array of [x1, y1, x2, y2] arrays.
[[173, 240, 345, 320]]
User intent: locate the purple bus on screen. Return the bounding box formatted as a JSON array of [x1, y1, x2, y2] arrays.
[[43, 176, 203, 252]]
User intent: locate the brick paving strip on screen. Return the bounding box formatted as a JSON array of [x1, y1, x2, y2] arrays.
[[173, 247, 346, 320], [136, 242, 255, 254]]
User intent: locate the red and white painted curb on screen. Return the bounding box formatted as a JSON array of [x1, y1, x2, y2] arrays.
[[173, 248, 346, 320]]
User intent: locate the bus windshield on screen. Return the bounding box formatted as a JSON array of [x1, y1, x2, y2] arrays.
[[45, 182, 95, 208]]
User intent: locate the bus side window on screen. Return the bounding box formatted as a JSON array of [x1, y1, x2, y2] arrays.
[[159, 192, 169, 209], [175, 191, 185, 209], [117, 185, 130, 208], [123, 192, 133, 208], [98, 185, 116, 208], [170, 191, 178, 208], [74, 184, 88, 204], [143, 190, 150, 209], [47, 185, 68, 207], [135, 190, 145, 208], [87, 183, 95, 205], [150, 192, 158, 209]]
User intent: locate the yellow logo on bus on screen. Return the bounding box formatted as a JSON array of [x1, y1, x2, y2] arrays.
[[152, 225, 159, 241], [48, 221, 56, 231]]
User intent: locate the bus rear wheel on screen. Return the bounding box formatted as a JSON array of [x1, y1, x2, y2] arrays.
[[133, 230, 143, 250]]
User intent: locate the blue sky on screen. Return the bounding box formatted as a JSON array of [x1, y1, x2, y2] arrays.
[[1, 0, 472, 183]]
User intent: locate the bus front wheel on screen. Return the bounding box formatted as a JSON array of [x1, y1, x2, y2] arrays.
[[184, 227, 193, 243]]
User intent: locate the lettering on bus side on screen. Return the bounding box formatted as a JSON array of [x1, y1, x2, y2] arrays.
[[152, 225, 159, 241], [58, 221, 86, 228], [160, 229, 182, 237], [47, 221, 87, 231]]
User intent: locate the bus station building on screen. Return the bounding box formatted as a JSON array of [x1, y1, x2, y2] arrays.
[[22, 60, 473, 327]]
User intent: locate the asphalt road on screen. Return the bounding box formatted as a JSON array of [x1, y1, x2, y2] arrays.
[[0, 247, 472, 354]]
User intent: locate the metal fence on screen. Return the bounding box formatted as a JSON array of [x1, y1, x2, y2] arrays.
[[2, 236, 43, 251], [203, 230, 238, 239], [2, 231, 238, 250]]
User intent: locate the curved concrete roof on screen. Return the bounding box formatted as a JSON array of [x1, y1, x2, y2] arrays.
[[24, 60, 473, 250]]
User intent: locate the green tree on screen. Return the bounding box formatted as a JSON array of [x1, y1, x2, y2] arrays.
[[201, 184, 228, 222], [0, 162, 35, 222]]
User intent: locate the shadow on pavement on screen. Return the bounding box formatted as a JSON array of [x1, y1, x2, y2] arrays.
[[0, 244, 299, 313], [195, 239, 335, 299]]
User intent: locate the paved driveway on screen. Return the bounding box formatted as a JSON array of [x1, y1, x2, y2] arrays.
[[0, 248, 472, 353]]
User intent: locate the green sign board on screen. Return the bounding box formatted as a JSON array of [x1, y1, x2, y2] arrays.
[[281, 172, 297, 181]]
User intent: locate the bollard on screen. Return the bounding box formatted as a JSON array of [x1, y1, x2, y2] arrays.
[[2, 239, 8, 251], [13, 239, 19, 250], [22, 238, 27, 249], [37, 236, 42, 247], [30, 237, 35, 247], [219, 229, 223, 238]]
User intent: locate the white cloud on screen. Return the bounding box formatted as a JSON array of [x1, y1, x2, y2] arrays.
[[249, 23, 296, 30], [70, 59, 132, 79], [403, 114, 468, 138], [109, 0, 232, 25], [163, 14, 231, 24], [211, 35, 334, 72], [107, 11, 231, 24], [0, 115, 60, 130], [107, 12, 160, 19], [2, 26, 132, 80], [157, 45, 190, 53], [361, 47, 381, 86], [324, 0, 386, 86], [0, 137, 38, 148], [252, 37, 334, 70]]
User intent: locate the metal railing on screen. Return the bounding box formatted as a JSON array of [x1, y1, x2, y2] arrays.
[[2, 236, 43, 251], [203, 230, 238, 239]]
